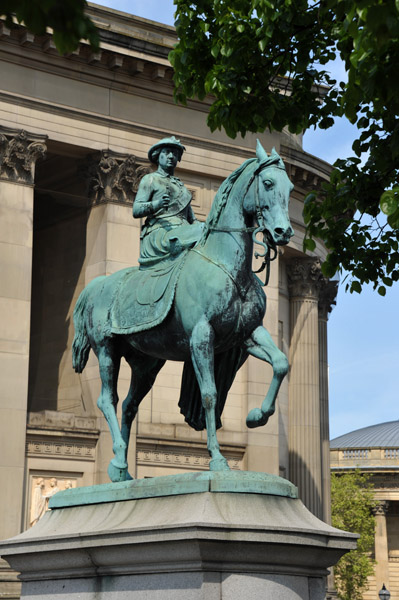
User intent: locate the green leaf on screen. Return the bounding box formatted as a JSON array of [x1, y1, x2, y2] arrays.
[[237, 23, 245, 33], [378, 285, 386, 296], [321, 260, 337, 278], [388, 208, 399, 229], [303, 238, 316, 252], [380, 190, 398, 216], [350, 280, 362, 294]]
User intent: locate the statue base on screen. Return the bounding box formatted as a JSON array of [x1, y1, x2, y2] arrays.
[[0, 472, 356, 600]]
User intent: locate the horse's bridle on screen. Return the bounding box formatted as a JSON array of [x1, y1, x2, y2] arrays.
[[207, 162, 280, 286]]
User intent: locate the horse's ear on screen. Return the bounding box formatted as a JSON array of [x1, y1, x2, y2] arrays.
[[256, 139, 268, 163], [271, 147, 279, 158]]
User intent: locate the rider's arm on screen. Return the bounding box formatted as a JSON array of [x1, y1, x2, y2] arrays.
[[133, 175, 156, 218]]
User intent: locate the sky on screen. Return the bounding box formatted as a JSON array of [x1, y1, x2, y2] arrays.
[[93, 0, 399, 440]]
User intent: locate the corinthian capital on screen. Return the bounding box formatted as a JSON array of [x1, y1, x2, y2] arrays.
[[287, 257, 324, 300], [372, 501, 390, 516], [0, 128, 47, 184], [318, 279, 338, 320], [83, 150, 150, 205]]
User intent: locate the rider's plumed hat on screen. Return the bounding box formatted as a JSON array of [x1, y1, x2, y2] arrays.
[[148, 136, 186, 164]]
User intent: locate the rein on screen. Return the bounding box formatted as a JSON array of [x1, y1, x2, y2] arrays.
[[207, 165, 278, 286]]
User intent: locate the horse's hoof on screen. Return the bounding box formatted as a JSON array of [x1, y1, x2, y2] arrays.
[[108, 460, 130, 482], [246, 408, 269, 429], [209, 457, 230, 471]]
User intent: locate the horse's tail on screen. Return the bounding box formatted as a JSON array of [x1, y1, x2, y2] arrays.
[[72, 285, 92, 373]]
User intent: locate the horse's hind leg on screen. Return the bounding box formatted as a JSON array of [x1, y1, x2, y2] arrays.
[[190, 317, 229, 471], [244, 325, 289, 428], [97, 345, 128, 482], [121, 355, 165, 455]]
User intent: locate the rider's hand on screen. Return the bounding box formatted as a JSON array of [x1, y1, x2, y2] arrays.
[[153, 194, 169, 212]]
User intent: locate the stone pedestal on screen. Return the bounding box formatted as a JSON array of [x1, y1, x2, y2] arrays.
[[0, 472, 356, 600]]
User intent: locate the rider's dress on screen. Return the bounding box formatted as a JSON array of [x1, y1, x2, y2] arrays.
[[133, 171, 203, 268]]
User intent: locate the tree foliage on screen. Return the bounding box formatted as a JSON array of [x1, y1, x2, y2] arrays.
[[170, 0, 399, 293], [331, 471, 376, 600], [0, 0, 99, 54]]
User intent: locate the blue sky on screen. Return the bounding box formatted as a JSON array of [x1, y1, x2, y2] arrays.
[[94, 0, 399, 439]]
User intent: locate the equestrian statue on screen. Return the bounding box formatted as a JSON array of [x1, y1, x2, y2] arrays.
[[72, 136, 294, 482]]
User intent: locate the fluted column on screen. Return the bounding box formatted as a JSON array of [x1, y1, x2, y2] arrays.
[[0, 127, 47, 539], [81, 150, 149, 483], [373, 501, 390, 592], [318, 280, 338, 524], [287, 257, 324, 518]]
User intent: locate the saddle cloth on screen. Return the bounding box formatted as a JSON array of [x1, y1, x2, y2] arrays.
[[110, 254, 187, 334]]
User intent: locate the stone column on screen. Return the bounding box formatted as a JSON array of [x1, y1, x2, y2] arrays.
[[0, 128, 46, 542], [81, 150, 149, 483], [318, 280, 338, 524], [373, 501, 390, 592], [287, 257, 324, 518]]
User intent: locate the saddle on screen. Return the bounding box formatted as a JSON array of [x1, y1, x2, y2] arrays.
[[110, 253, 187, 334]]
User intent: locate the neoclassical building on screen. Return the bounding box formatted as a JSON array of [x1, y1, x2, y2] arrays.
[[331, 420, 399, 599], [0, 4, 336, 598]]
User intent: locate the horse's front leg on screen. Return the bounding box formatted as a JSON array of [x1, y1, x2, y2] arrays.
[[244, 325, 289, 428], [190, 317, 230, 471]]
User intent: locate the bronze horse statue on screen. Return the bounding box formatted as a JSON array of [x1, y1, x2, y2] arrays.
[[72, 141, 294, 482]]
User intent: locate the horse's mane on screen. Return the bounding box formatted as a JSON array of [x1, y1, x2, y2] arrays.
[[200, 158, 257, 242]]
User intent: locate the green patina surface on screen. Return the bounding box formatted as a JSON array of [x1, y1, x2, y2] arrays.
[[72, 137, 294, 483], [49, 471, 298, 509]]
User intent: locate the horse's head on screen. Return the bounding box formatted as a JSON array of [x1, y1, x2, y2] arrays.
[[244, 141, 294, 246]]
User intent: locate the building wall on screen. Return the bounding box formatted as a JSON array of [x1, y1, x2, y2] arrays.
[[331, 449, 399, 599]]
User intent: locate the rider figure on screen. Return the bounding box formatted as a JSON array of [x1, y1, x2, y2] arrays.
[[133, 136, 203, 268]]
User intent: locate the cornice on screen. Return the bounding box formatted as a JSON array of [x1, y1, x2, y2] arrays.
[[280, 144, 332, 190], [26, 411, 99, 462], [87, 2, 177, 47], [27, 410, 99, 433], [0, 25, 178, 100]]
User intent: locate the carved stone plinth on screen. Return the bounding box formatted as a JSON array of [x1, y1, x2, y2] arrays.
[[0, 478, 356, 600]]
